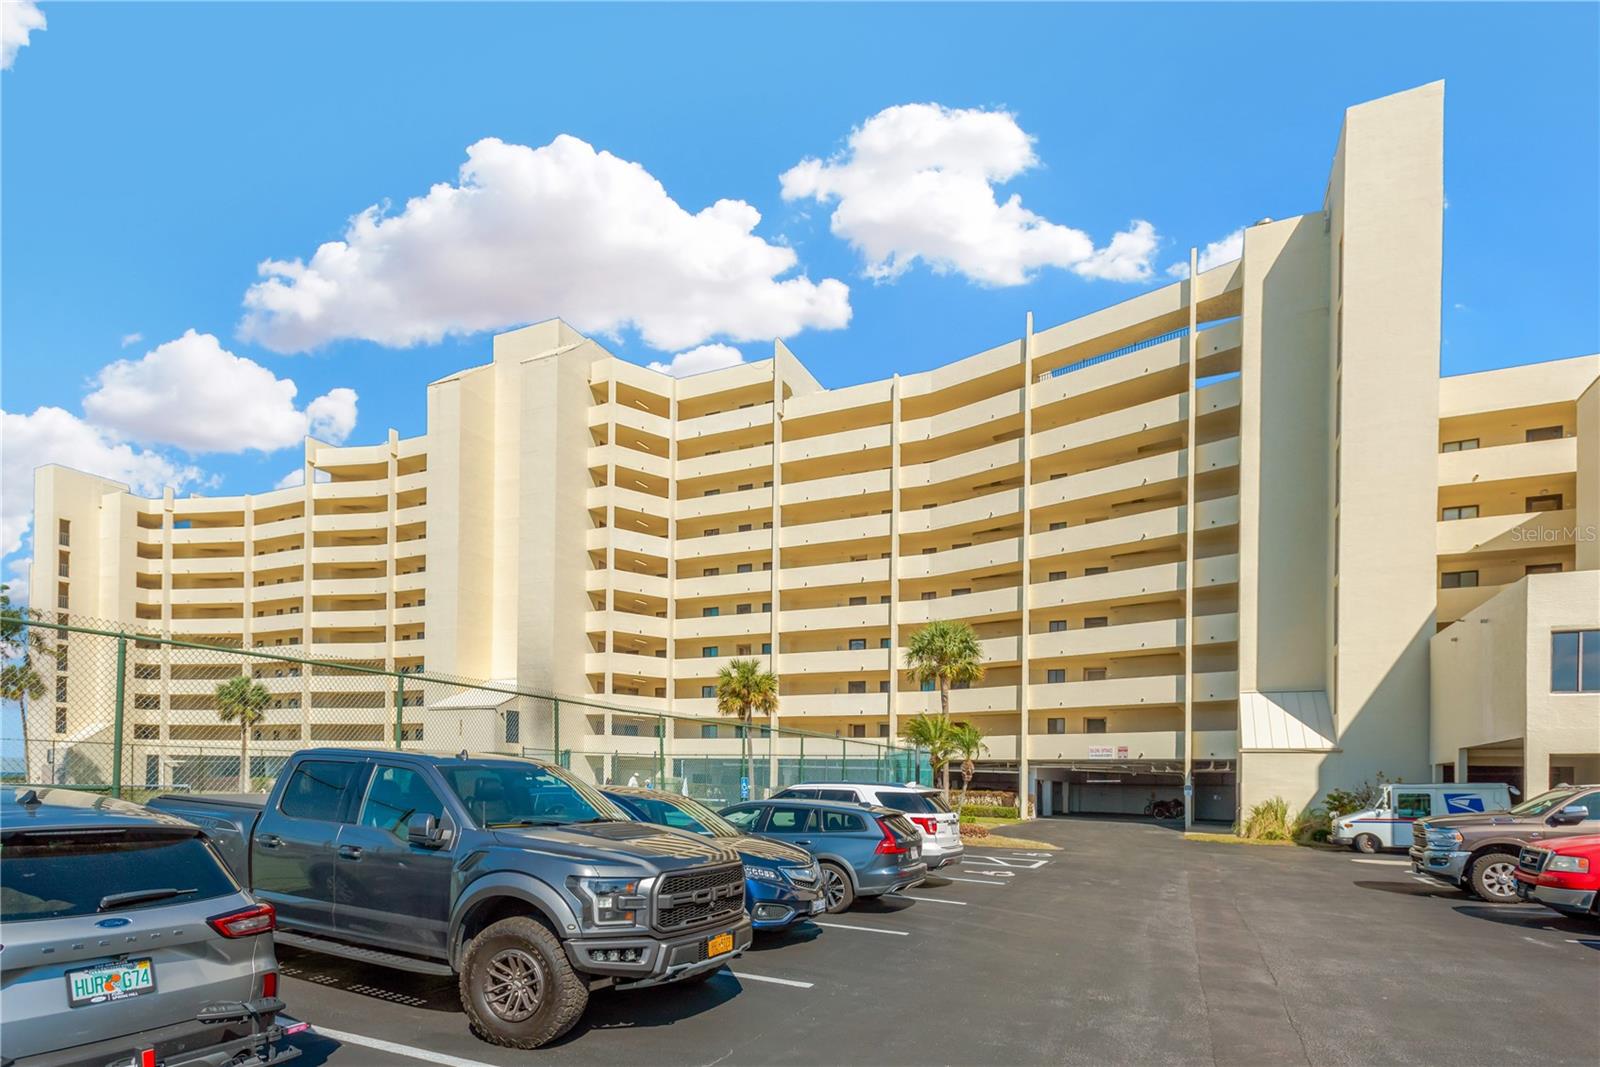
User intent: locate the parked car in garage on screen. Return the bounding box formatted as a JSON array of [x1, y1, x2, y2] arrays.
[[0, 787, 296, 1067], [771, 782, 964, 869], [1410, 784, 1600, 902], [719, 798, 926, 913], [601, 786, 824, 931], [1515, 834, 1600, 920], [1331, 781, 1515, 853]]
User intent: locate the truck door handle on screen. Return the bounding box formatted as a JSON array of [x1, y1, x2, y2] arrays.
[[258, 834, 282, 849], [794, 839, 812, 847], [337, 845, 363, 861]]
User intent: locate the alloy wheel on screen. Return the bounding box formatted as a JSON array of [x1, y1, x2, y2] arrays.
[[484, 947, 545, 1022], [823, 866, 847, 909], [1482, 860, 1518, 900]]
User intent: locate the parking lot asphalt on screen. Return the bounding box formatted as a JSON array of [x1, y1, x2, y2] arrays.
[[276, 817, 1600, 1066]]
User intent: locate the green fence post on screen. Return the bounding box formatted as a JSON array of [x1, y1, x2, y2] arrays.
[[110, 635, 127, 798], [798, 735, 805, 782], [841, 738, 847, 781], [657, 714, 665, 785], [393, 678, 404, 749], [552, 697, 561, 764]]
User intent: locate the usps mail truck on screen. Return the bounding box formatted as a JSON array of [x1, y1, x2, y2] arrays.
[[1330, 782, 1515, 853]]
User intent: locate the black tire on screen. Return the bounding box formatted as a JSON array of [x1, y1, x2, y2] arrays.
[[1353, 833, 1381, 855], [1469, 852, 1520, 904], [459, 916, 588, 1049], [820, 862, 855, 913]]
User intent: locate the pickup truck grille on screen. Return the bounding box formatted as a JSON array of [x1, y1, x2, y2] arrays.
[[1518, 846, 1548, 875], [1412, 823, 1428, 850], [654, 863, 744, 933]]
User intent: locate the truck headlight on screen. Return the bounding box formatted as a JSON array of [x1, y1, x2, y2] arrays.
[[569, 876, 648, 927], [744, 865, 782, 882], [1548, 855, 1590, 874], [1426, 828, 1462, 848]]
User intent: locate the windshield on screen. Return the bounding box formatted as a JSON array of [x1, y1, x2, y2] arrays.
[[1506, 788, 1575, 817], [442, 761, 629, 828], [875, 789, 951, 815], [615, 793, 741, 838]]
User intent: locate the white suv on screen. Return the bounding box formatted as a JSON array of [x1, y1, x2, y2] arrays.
[[772, 783, 964, 869]]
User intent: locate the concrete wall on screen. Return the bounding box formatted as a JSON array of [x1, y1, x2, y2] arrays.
[[1579, 376, 1599, 571]]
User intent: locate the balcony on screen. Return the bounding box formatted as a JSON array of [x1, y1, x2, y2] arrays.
[[677, 402, 773, 442], [1436, 508, 1577, 556], [311, 513, 389, 534], [588, 610, 670, 639], [897, 538, 1023, 581], [898, 488, 1022, 537], [1029, 671, 1239, 710], [313, 543, 388, 565], [1029, 613, 1237, 660], [587, 651, 669, 680], [677, 444, 773, 483], [900, 387, 1024, 447], [780, 423, 890, 465], [898, 685, 1020, 716], [310, 577, 388, 597], [588, 526, 670, 559], [782, 602, 891, 633], [781, 468, 891, 507], [1437, 435, 1576, 488], [778, 648, 892, 676], [589, 443, 671, 480], [673, 569, 769, 600], [676, 486, 772, 522], [898, 586, 1021, 626], [779, 557, 890, 592], [674, 612, 772, 640], [676, 527, 769, 561], [169, 587, 244, 606], [780, 513, 891, 551], [775, 692, 892, 718]]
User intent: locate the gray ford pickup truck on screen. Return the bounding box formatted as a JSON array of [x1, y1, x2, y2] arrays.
[[149, 749, 751, 1049]]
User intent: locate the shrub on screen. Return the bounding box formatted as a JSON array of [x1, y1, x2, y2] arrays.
[[1241, 797, 1292, 841], [958, 804, 1019, 820], [959, 822, 991, 839], [1323, 773, 1391, 817], [1291, 806, 1332, 844], [960, 790, 1017, 808]]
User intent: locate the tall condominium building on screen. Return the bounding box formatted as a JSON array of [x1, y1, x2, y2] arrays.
[[25, 82, 1600, 817]]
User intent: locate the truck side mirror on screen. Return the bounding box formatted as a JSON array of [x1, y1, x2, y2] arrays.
[[1548, 806, 1589, 826], [407, 812, 447, 847]]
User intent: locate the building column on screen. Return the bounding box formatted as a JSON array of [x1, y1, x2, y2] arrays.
[[1017, 314, 1034, 810], [888, 374, 902, 746], [1183, 246, 1199, 829], [604, 376, 616, 696]]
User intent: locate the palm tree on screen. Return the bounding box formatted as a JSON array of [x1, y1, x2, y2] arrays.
[[2, 585, 52, 743], [949, 721, 987, 812], [899, 713, 957, 799], [215, 675, 270, 792], [715, 659, 778, 802], [903, 620, 985, 797]]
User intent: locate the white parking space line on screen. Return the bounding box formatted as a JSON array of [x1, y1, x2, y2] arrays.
[[896, 894, 969, 906], [961, 869, 1016, 878], [1521, 936, 1557, 949], [941, 876, 1007, 885], [1351, 858, 1409, 866], [309, 1025, 502, 1066], [730, 970, 814, 988], [812, 920, 910, 936]]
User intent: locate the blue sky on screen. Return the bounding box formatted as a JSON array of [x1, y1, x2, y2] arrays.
[[3, 1, 1598, 604]]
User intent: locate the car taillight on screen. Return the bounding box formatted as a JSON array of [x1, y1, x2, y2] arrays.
[[139, 1049, 157, 1067], [910, 816, 938, 835], [262, 971, 278, 998], [207, 902, 275, 938], [874, 818, 909, 854]]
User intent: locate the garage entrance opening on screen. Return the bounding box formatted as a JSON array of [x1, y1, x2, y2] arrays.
[[1032, 762, 1236, 825]]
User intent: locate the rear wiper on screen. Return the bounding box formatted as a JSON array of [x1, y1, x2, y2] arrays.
[[99, 887, 196, 911]]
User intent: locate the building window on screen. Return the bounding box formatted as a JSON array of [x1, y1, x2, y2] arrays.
[[951, 588, 970, 596], [704, 488, 720, 497], [847, 681, 867, 694], [1046, 669, 1066, 684], [920, 679, 935, 692], [619, 724, 640, 737], [1524, 426, 1563, 443], [738, 524, 752, 533], [878, 724, 890, 737], [1085, 717, 1108, 734], [850, 724, 866, 738], [58, 518, 71, 546], [703, 607, 719, 617], [1083, 668, 1107, 681], [738, 484, 753, 492], [704, 528, 721, 538], [736, 604, 752, 615], [1551, 630, 1599, 693], [1441, 439, 1478, 452], [761, 642, 772, 654], [1441, 505, 1478, 521], [55, 677, 67, 701], [1440, 570, 1479, 589], [848, 638, 867, 651], [849, 596, 867, 607], [878, 680, 890, 693], [1525, 494, 1563, 512], [1049, 571, 1066, 582], [879, 638, 891, 649], [702, 646, 718, 658], [504, 709, 520, 744], [701, 724, 718, 738], [703, 567, 720, 577], [736, 563, 753, 574], [55, 707, 68, 733], [1526, 563, 1562, 576], [1048, 620, 1067, 633], [921, 591, 937, 601], [1047, 718, 1066, 735], [1085, 566, 1108, 576], [762, 561, 772, 571], [701, 685, 716, 699]]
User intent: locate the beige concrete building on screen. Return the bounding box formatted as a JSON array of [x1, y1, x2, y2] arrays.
[[24, 82, 1599, 818]]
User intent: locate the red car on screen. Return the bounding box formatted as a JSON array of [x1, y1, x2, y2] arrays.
[[1514, 833, 1600, 919]]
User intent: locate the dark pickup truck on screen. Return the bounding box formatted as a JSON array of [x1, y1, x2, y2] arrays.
[[150, 749, 752, 1049]]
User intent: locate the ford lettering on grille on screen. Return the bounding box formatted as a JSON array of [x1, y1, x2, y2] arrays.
[[654, 864, 745, 932]]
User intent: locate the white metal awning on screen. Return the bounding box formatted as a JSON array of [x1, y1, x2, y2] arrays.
[[1238, 690, 1337, 751]]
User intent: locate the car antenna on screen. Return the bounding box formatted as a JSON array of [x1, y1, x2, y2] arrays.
[[457, 750, 469, 760], [16, 788, 40, 807]]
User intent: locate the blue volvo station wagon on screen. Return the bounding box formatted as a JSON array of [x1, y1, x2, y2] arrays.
[[601, 787, 825, 931]]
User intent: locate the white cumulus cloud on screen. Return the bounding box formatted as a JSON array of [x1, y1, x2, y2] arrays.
[[1166, 227, 1245, 279], [646, 344, 745, 378], [780, 103, 1159, 286], [1, 0, 45, 70], [120, 332, 143, 348], [1, 407, 203, 556], [240, 135, 852, 354], [82, 330, 359, 453]]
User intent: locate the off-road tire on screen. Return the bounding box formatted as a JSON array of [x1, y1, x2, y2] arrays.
[[1469, 851, 1520, 904], [459, 916, 588, 1049], [820, 861, 855, 913], [1353, 833, 1381, 855]]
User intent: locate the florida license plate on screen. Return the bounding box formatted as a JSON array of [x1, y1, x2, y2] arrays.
[[67, 957, 155, 1007], [706, 932, 734, 957]]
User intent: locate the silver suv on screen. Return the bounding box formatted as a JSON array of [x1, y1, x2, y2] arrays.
[[0, 787, 297, 1067]]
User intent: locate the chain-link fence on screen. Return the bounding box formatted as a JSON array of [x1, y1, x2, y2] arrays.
[[2, 612, 927, 803]]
